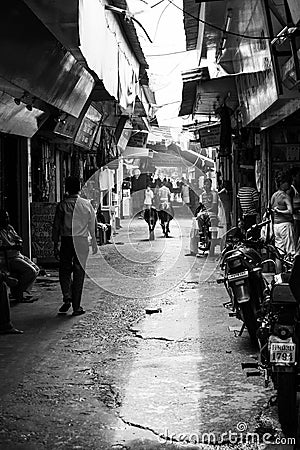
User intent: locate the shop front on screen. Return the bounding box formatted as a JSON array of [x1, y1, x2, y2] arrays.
[[264, 110, 300, 197], [180, 0, 300, 225], [0, 0, 94, 261], [30, 104, 103, 265], [0, 134, 31, 255]]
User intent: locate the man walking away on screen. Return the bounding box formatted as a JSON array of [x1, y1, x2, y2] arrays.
[[158, 180, 171, 204], [52, 176, 98, 316]]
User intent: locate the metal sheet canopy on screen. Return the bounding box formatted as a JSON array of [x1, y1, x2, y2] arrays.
[[180, 67, 239, 117]]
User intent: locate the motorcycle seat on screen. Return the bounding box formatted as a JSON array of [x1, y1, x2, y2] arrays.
[[271, 283, 297, 305]]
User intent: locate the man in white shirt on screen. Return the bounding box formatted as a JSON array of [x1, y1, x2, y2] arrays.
[[52, 177, 98, 316], [157, 181, 174, 236]]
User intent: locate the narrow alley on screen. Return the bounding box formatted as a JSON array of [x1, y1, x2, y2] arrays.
[[0, 216, 288, 450], [1, 1, 300, 449]]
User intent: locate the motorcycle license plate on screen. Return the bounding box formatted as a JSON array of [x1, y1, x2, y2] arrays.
[[227, 270, 248, 281], [270, 342, 296, 364]]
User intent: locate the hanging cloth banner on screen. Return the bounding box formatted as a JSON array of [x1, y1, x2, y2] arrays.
[[99, 168, 114, 191]]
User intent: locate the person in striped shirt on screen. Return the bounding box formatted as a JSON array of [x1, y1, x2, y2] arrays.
[[237, 174, 259, 233]]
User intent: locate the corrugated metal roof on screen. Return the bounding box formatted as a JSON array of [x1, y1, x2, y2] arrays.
[[23, 0, 148, 71], [179, 79, 198, 116], [111, 0, 149, 69], [179, 67, 210, 116], [180, 67, 239, 117], [182, 67, 210, 82], [183, 0, 201, 50]]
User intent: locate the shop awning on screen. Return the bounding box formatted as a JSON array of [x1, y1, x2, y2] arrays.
[[0, 91, 44, 137], [150, 146, 212, 172], [0, 0, 94, 118], [79, 0, 148, 111], [180, 67, 239, 117], [181, 148, 214, 169], [21, 0, 81, 58], [123, 146, 150, 158], [151, 151, 185, 168], [179, 67, 210, 116]]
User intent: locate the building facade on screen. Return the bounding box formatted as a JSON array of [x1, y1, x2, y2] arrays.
[[180, 0, 300, 225], [0, 0, 155, 263]]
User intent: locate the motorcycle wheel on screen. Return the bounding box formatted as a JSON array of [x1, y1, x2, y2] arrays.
[[277, 372, 297, 437], [240, 301, 258, 346]]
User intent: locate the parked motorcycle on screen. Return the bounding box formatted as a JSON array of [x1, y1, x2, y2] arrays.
[[217, 221, 270, 345], [243, 253, 298, 437]]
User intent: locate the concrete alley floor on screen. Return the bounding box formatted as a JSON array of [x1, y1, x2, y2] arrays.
[[0, 216, 294, 450]]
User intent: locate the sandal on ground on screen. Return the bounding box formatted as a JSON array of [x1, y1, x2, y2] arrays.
[[0, 327, 23, 335], [58, 302, 71, 313], [72, 307, 85, 316], [18, 296, 39, 303]]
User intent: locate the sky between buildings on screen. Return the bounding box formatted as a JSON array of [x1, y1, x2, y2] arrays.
[[127, 0, 199, 128]]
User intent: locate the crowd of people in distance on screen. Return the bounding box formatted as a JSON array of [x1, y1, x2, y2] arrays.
[[142, 176, 228, 217], [3, 168, 299, 336], [141, 176, 229, 256]]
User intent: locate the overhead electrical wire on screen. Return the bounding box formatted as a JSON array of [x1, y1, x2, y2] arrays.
[[166, 0, 291, 41], [152, 1, 171, 41], [146, 49, 197, 57], [109, 0, 293, 59], [155, 100, 181, 107], [151, 0, 166, 8]]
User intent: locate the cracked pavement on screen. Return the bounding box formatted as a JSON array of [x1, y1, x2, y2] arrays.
[[0, 217, 294, 449]]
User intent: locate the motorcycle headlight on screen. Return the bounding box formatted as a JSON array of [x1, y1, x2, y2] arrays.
[[274, 325, 292, 339]]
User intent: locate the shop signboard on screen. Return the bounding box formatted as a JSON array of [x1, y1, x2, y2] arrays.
[[117, 121, 132, 154], [272, 144, 300, 162], [31, 202, 57, 263], [199, 125, 220, 148], [127, 131, 147, 148], [54, 114, 77, 139], [236, 68, 278, 125], [74, 105, 102, 150]]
